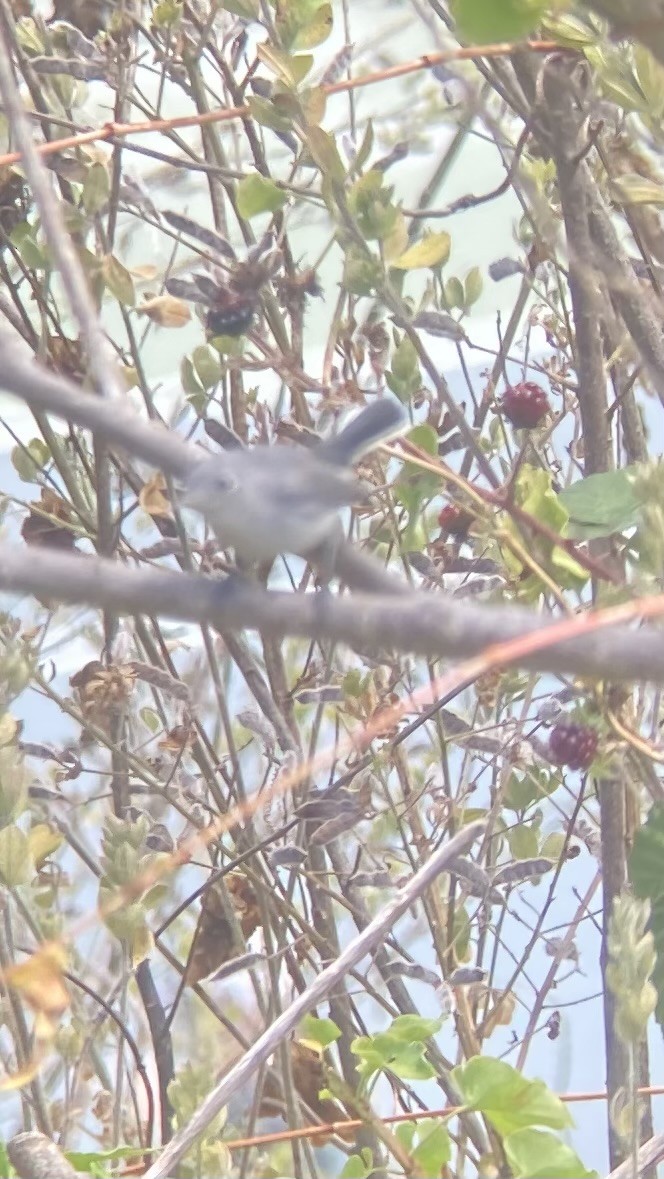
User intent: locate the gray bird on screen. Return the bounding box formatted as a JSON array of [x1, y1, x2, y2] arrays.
[[180, 398, 407, 570]]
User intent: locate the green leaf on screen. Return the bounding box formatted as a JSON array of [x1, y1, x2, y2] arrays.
[[394, 425, 440, 515], [445, 275, 465, 308], [504, 1128, 597, 1178], [299, 1015, 341, 1048], [257, 42, 312, 87], [390, 337, 418, 382], [66, 1144, 159, 1172], [307, 126, 346, 182], [453, 1057, 573, 1136], [0, 752, 27, 830], [140, 707, 161, 734], [507, 822, 539, 862], [503, 769, 560, 812], [464, 265, 483, 307], [180, 354, 203, 397], [343, 248, 382, 296], [152, 0, 182, 26], [411, 1120, 452, 1173], [612, 174, 664, 206], [540, 832, 566, 863], [558, 468, 642, 539], [292, 3, 333, 48], [247, 95, 294, 133], [218, 0, 259, 16], [236, 174, 287, 219], [0, 824, 32, 886], [392, 231, 451, 271], [348, 170, 397, 239], [389, 1014, 443, 1041], [15, 17, 44, 53], [453, 0, 548, 43], [191, 345, 222, 389], [631, 803, 664, 901], [101, 254, 135, 307], [339, 1148, 375, 1179], [299, 85, 327, 126], [541, 13, 598, 48], [10, 222, 46, 270], [11, 437, 50, 482], [81, 162, 110, 215]]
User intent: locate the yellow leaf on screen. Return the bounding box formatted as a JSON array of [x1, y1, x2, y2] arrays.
[[391, 231, 451, 271], [0, 1047, 44, 1091], [130, 922, 154, 968], [383, 209, 409, 263], [28, 823, 63, 869], [0, 713, 18, 746], [7, 943, 69, 1018], [130, 264, 159, 280]]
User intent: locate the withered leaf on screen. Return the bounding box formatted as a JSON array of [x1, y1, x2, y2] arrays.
[[139, 472, 172, 520], [136, 294, 192, 328], [21, 488, 77, 552], [185, 877, 249, 986], [259, 1040, 354, 1143]]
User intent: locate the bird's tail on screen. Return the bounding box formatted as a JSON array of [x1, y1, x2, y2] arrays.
[[317, 399, 408, 467]]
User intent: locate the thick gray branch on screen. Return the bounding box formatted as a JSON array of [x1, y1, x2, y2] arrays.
[[0, 332, 195, 479], [3, 545, 664, 684]]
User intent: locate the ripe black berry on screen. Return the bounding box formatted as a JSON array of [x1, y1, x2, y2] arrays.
[[501, 381, 550, 428], [548, 722, 598, 771]]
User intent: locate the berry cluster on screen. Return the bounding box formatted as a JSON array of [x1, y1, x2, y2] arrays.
[[501, 381, 550, 429], [548, 721, 598, 771]]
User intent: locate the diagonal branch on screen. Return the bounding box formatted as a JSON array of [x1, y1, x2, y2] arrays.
[[141, 820, 486, 1179]]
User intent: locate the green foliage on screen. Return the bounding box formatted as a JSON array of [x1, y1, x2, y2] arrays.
[[81, 163, 110, 216], [503, 768, 561, 811], [299, 1014, 342, 1047], [452, 0, 549, 43], [0, 824, 32, 885], [504, 1128, 597, 1178], [385, 335, 421, 401], [237, 175, 288, 219], [453, 1056, 573, 1134], [629, 804, 664, 1024], [168, 1063, 231, 1178], [501, 465, 589, 594], [351, 1014, 444, 1082], [348, 171, 399, 241], [558, 468, 642, 539], [395, 1118, 452, 1173], [11, 437, 51, 482], [340, 1147, 376, 1178]]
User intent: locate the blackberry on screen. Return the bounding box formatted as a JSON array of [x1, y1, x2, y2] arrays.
[[549, 721, 598, 771]]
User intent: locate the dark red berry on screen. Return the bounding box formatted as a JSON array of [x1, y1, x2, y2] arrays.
[[438, 504, 475, 537], [501, 381, 550, 428], [548, 722, 598, 771]]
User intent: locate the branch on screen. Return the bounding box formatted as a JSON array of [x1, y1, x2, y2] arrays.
[[0, 8, 126, 404], [7, 1132, 79, 1179], [141, 821, 486, 1179], [4, 544, 664, 683], [0, 329, 195, 478]]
